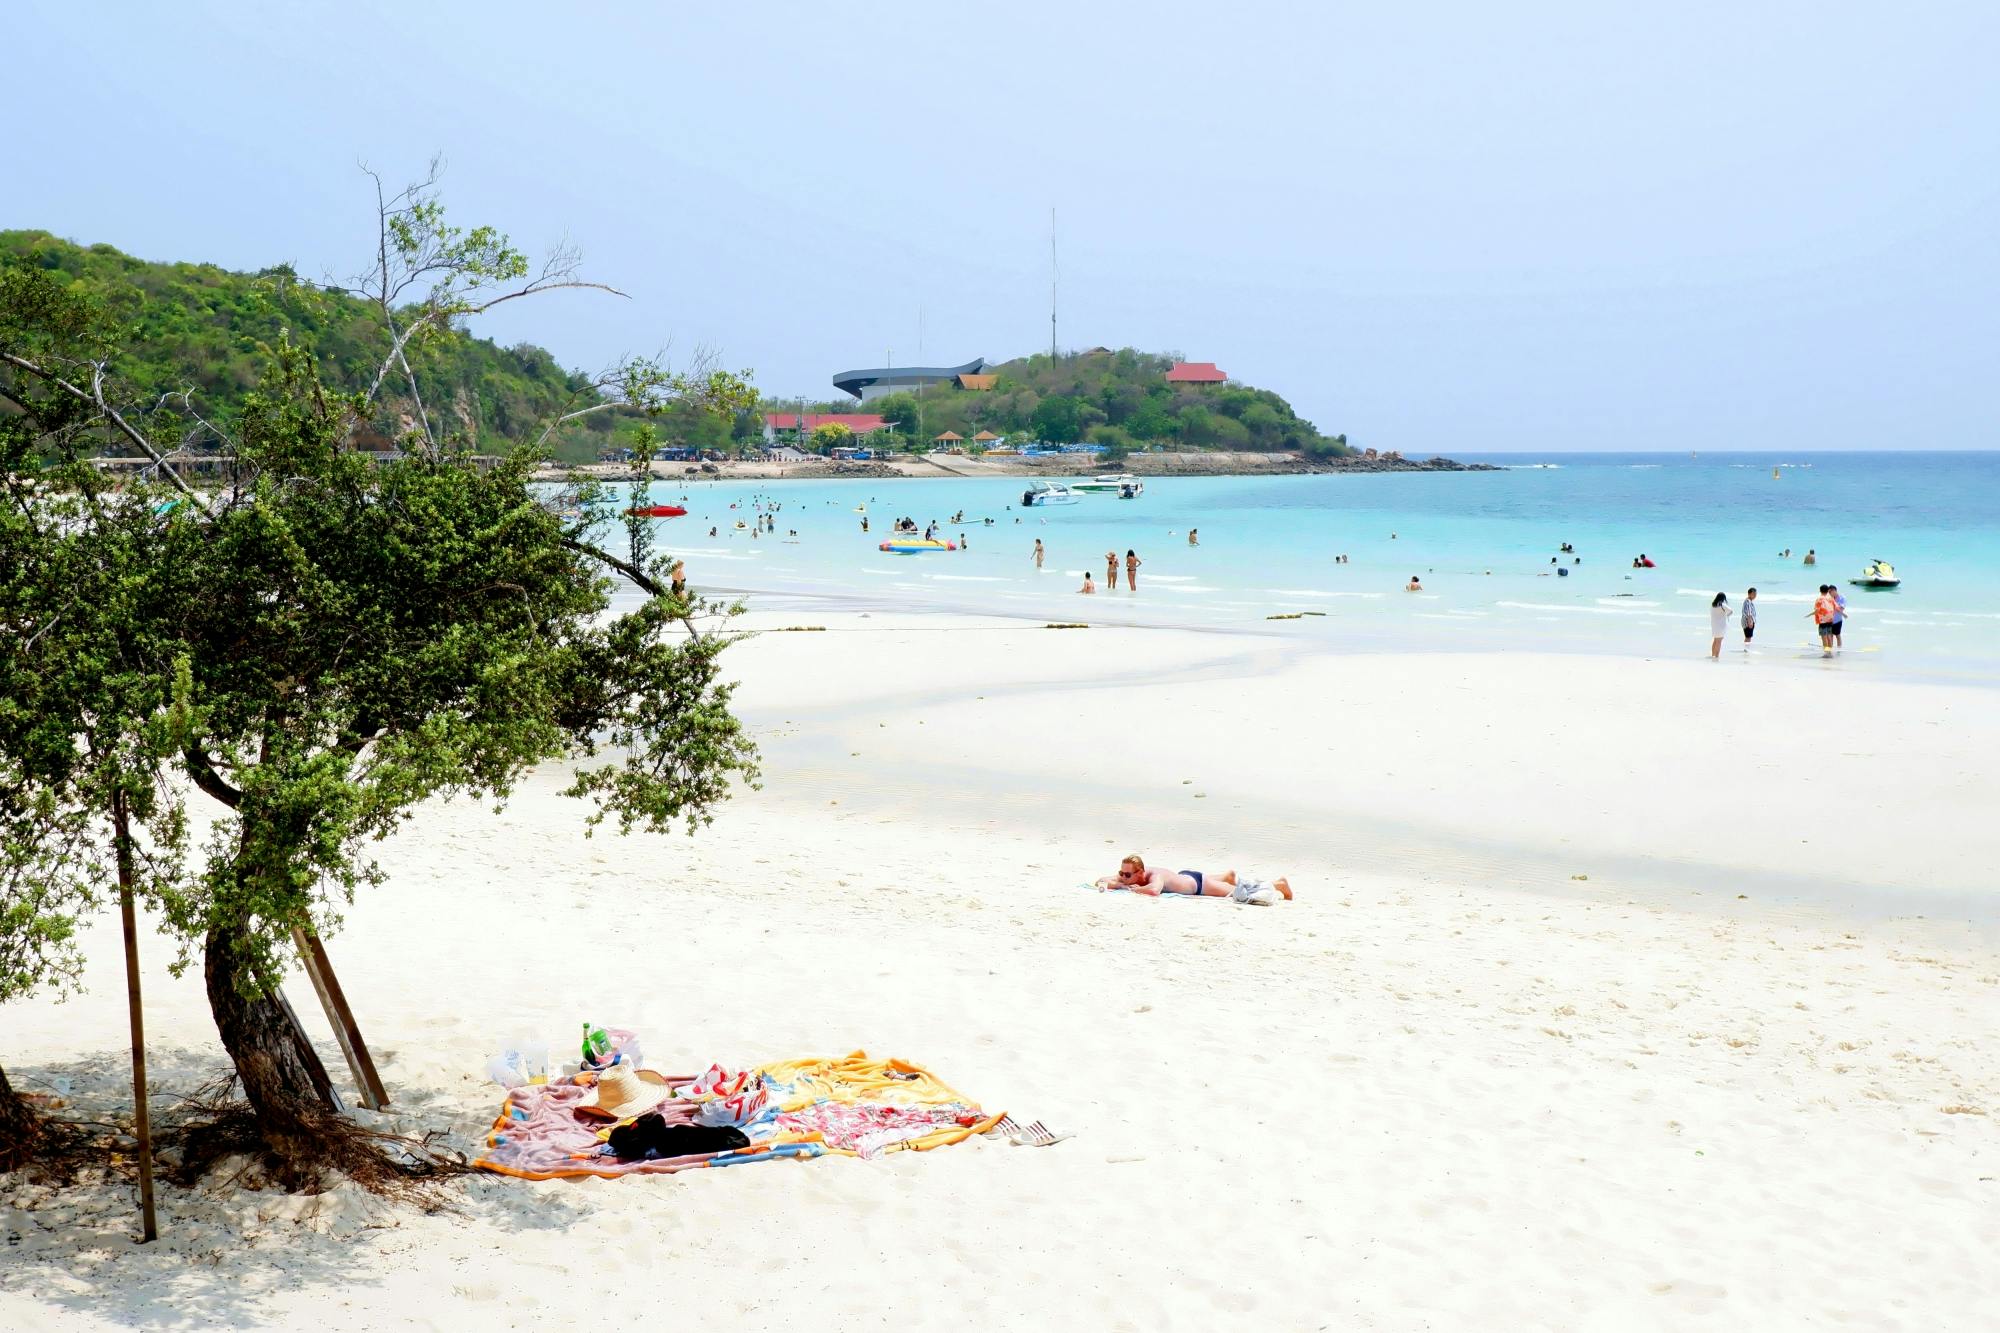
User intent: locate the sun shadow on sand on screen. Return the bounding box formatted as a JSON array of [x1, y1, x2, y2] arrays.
[[0, 1043, 599, 1330]]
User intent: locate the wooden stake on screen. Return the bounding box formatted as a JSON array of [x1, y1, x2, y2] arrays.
[[272, 986, 343, 1114], [291, 927, 389, 1111], [111, 791, 158, 1243]]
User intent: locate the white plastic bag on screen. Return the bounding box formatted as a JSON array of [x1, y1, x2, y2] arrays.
[[486, 1039, 550, 1088]]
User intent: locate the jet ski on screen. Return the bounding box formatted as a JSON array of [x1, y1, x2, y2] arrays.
[[1849, 560, 1900, 589]]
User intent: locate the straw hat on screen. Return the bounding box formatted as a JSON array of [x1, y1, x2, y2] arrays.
[[578, 1065, 670, 1120]]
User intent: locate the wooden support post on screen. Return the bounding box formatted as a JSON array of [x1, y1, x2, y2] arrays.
[[291, 927, 389, 1111], [272, 985, 344, 1115], [111, 792, 158, 1243]]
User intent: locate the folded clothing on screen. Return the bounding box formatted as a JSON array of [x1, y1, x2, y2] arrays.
[[609, 1114, 750, 1161]]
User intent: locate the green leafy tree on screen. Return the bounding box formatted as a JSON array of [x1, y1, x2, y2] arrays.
[[1240, 402, 1284, 445], [1087, 424, 1134, 462], [871, 392, 921, 435], [0, 229, 629, 464], [1, 184, 760, 1188], [1127, 401, 1176, 442], [1178, 405, 1218, 445], [810, 421, 854, 453], [1031, 394, 1082, 443]]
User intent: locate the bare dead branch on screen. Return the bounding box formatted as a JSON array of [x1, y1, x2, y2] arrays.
[[1, 351, 199, 499]]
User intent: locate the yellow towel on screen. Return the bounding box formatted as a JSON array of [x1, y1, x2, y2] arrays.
[[754, 1050, 980, 1114]]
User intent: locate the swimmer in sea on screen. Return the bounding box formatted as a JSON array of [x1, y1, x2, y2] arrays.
[[1080, 572, 1096, 594], [1188, 528, 1199, 546], [1406, 575, 1423, 592]]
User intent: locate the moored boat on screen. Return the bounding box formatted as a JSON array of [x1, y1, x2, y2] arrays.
[[1021, 482, 1080, 506], [1073, 473, 1142, 495]]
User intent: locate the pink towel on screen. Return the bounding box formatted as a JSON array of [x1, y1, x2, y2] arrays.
[[477, 1076, 734, 1179]]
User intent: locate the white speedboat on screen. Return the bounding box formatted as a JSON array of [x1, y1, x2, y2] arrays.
[[1073, 473, 1142, 495], [1021, 482, 1080, 506]]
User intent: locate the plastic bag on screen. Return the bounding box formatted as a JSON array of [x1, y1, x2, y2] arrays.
[[694, 1085, 769, 1128], [579, 1024, 642, 1071], [486, 1040, 549, 1088]]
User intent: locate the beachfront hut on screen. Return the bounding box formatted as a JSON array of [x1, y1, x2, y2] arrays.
[[933, 431, 963, 447], [970, 431, 1001, 452]]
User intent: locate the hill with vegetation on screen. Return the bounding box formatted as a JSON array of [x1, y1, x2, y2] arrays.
[[787, 348, 1350, 460], [0, 230, 754, 463], [2, 233, 1349, 465]]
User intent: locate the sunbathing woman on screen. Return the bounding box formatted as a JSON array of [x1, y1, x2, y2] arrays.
[[1095, 854, 1292, 903]]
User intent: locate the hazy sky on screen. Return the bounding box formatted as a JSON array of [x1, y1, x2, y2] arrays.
[[9, 2, 1997, 451]]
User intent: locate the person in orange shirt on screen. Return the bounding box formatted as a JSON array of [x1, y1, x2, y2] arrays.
[[1809, 584, 1837, 656]]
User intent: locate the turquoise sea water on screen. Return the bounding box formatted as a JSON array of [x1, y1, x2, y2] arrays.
[[598, 452, 2000, 684]]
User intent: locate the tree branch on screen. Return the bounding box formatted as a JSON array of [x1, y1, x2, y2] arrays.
[[183, 748, 244, 809], [561, 536, 665, 598], [0, 352, 199, 499]]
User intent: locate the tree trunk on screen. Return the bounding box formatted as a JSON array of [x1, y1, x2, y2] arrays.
[[0, 1061, 40, 1171], [203, 923, 337, 1188]]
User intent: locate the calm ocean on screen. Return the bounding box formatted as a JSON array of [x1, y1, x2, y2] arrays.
[[598, 451, 2000, 684]]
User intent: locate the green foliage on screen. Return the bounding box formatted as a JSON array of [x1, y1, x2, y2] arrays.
[[2, 247, 759, 1037], [1031, 394, 1082, 443], [871, 393, 921, 435], [0, 230, 630, 465], [810, 421, 854, 452], [1086, 424, 1135, 462], [776, 347, 1348, 455], [0, 265, 190, 1007]]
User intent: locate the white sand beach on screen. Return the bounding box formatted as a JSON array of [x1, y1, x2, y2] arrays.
[[4, 617, 1996, 1331]]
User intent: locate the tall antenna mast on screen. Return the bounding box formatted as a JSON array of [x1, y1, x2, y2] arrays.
[[1049, 207, 1058, 364]]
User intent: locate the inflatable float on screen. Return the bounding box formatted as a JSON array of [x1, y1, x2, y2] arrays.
[[624, 504, 687, 518], [879, 539, 957, 554]]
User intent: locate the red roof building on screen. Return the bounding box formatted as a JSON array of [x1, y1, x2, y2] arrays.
[[764, 412, 890, 436], [1165, 361, 1228, 385]]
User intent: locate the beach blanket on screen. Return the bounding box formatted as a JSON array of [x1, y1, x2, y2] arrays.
[[474, 1050, 1002, 1180]]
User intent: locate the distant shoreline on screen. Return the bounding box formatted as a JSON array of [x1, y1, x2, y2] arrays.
[[532, 450, 1499, 485]]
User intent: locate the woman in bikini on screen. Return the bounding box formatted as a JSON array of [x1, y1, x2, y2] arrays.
[[1095, 854, 1292, 901]]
